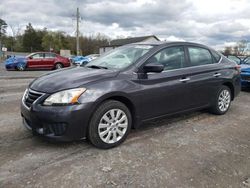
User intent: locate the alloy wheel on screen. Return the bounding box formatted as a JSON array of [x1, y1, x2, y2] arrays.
[[56, 64, 63, 69], [218, 89, 231, 112], [98, 109, 128, 144], [18, 64, 25, 71]]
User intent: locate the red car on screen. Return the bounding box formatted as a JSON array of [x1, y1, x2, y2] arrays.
[[26, 52, 70, 70], [5, 52, 70, 71]]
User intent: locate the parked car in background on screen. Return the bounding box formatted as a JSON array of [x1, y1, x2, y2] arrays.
[[240, 57, 250, 88], [72, 54, 100, 66], [68, 55, 76, 63], [226, 55, 242, 65], [5, 52, 70, 71], [4, 55, 27, 71], [226, 55, 250, 88], [21, 42, 241, 149]]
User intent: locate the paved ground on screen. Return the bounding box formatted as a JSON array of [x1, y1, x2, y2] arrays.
[[0, 62, 250, 188]]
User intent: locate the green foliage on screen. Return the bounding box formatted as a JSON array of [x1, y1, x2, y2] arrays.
[[79, 33, 109, 55], [22, 23, 47, 52], [42, 31, 69, 52], [2, 22, 110, 54]]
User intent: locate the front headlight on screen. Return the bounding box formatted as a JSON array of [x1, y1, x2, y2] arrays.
[[43, 88, 86, 106]]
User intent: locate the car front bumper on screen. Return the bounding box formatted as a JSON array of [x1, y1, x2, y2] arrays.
[[21, 95, 94, 141], [5, 64, 16, 70]]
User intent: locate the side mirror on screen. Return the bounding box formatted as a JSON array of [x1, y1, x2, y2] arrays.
[[143, 63, 164, 73], [29, 56, 33, 59]]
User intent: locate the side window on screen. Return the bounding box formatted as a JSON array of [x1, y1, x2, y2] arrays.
[[32, 53, 43, 59], [45, 53, 56, 58], [147, 46, 185, 71], [188, 47, 213, 66], [211, 50, 221, 62]]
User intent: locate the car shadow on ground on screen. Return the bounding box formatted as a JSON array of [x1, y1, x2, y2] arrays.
[[31, 110, 206, 149], [241, 88, 250, 92]]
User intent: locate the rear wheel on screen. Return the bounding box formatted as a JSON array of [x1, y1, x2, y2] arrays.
[[88, 100, 132, 149], [55, 63, 63, 69], [210, 85, 231, 115]]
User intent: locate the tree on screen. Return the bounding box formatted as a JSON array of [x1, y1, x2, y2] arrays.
[[223, 40, 249, 56], [236, 40, 248, 55], [22, 23, 46, 52], [223, 46, 233, 56], [79, 33, 109, 55], [42, 31, 69, 52], [0, 18, 7, 37]]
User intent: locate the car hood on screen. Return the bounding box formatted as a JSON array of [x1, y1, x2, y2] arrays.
[[241, 64, 250, 72], [30, 67, 118, 93]]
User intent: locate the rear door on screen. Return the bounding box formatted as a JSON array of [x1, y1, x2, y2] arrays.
[[137, 46, 196, 119], [44, 53, 56, 69], [184, 45, 223, 107]]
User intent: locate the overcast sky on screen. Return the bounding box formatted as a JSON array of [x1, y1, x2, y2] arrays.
[[1, 0, 250, 49]]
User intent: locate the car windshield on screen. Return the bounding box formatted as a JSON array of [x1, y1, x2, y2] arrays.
[[26, 53, 35, 58], [227, 55, 241, 64], [244, 57, 250, 64], [86, 45, 153, 70]]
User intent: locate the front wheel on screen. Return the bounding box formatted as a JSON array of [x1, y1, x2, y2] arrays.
[[210, 85, 232, 115], [17, 63, 25, 71], [88, 100, 132, 149]]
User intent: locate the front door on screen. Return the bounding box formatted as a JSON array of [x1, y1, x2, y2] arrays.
[[27, 53, 44, 68], [137, 46, 194, 119]]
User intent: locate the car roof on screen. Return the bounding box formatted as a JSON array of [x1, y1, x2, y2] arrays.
[[31, 52, 57, 54], [129, 41, 212, 49]]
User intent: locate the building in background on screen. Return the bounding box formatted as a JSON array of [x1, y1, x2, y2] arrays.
[[99, 35, 160, 54]]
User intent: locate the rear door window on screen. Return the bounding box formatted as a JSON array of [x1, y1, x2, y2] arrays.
[[211, 51, 221, 62], [45, 53, 56, 58], [188, 47, 213, 66]]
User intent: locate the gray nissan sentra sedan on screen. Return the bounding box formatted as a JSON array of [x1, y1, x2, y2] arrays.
[[21, 42, 241, 149]]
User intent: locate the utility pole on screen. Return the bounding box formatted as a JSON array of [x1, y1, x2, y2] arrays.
[[76, 7, 80, 55]]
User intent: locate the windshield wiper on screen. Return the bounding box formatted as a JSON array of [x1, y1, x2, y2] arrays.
[[86, 65, 108, 69]]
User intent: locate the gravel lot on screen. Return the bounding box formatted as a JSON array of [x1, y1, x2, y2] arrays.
[[0, 62, 250, 188]]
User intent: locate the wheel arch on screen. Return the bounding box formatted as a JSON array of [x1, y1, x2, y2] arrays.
[[54, 62, 64, 68], [222, 82, 235, 100], [91, 93, 139, 129]]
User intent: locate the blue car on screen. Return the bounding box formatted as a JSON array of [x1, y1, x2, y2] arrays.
[[72, 54, 100, 66], [72, 56, 89, 66], [240, 58, 250, 88], [227, 55, 250, 88], [4, 55, 27, 71]]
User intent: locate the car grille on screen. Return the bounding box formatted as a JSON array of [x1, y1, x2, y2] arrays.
[[241, 75, 250, 81], [24, 89, 44, 108]]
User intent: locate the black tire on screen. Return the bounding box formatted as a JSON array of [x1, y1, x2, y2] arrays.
[[55, 63, 63, 69], [210, 85, 232, 115], [17, 64, 25, 71], [80, 61, 88, 66], [88, 100, 132, 149]]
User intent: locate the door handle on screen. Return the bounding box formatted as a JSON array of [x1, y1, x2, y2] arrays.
[[179, 77, 190, 82], [213, 73, 221, 77]]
